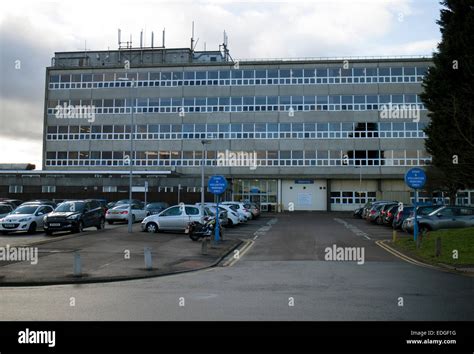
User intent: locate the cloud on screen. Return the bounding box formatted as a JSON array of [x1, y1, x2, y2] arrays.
[[0, 0, 440, 168]]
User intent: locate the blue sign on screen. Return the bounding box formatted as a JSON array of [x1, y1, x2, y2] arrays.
[[295, 179, 314, 184], [208, 175, 228, 195], [404, 168, 427, 189]]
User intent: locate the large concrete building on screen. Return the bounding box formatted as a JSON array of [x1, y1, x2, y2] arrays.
[[7, 44, 474, 211]]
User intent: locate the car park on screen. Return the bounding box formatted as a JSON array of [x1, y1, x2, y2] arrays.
[[378, 203, 398, 225], [404, 206, 474, 234], [141, 204, 208, 233], [401, 205, 439, 232], [106, 204, 147, 224], [0, 203, 14, 218], [43, 199, 105, 235], [145, 202, 170, 216], [362, 200, 396, 220], [0, 203, 54, 234]]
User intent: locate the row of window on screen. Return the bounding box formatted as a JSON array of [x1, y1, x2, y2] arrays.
[[47, 95, 425, 115], [45, 150, 431, 167], [46, 122, 427, 141], [330, 191, 377, 205], [48, 66, 429, 90]]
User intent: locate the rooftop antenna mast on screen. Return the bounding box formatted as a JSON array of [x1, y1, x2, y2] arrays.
[[220, 30, 232, 62], [190, 21, 199, 51]]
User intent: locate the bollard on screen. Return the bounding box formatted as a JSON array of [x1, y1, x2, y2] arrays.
[[201, 237, 209, 255], [73, 252, 82, 277], [144, 247, 153, 270], [435, 237, 442, 257], [392, 229, 397, 242]]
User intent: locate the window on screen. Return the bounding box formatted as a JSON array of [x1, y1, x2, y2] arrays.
[[9, 185, 23, 193], [185, 207, 200, 215], [42, 186, 56, 193], [103, 186, 117, 192], [161, 206, 182, 216]]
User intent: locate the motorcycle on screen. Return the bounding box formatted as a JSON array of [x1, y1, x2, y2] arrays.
[[187, 216, 224, 241]]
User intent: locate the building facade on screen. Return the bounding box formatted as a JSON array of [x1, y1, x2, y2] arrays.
[[36, 46, 438, 211]]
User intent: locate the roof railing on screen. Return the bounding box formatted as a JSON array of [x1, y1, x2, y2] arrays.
[[235, 54, 432, 62]]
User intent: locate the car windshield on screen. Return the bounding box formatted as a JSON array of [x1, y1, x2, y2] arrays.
[[420, 206, 438, 215], [146, 203, 165, 209], [56, 202, 85, 212], [11, 206, 38, 215], [113, 205, 130, 210]]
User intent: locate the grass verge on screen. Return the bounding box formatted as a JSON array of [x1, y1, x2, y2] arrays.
[[393, 227, 474, 266]]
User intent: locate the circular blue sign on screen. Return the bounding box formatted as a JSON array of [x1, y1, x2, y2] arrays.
[[404, 168, 427, 189], [208, 175, 228, 195]]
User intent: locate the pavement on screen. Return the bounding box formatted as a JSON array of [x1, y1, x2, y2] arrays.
[[0, 212, 472, 321], [0, 220, 248, 285]]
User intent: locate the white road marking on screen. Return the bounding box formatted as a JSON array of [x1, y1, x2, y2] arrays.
[[333, 218, 371, 240]]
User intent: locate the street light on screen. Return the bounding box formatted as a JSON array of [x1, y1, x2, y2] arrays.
[[200, 139, 212, 215], [118, 77, 136, 233]]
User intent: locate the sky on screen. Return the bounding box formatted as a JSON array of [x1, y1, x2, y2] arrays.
[[0, 0, 442, 169]]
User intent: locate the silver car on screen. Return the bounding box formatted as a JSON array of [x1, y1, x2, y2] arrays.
[[404, 206, 474, 234], [141, 204, 208, 233]]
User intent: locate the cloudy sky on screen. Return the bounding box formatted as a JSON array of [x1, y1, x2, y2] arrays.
[[0, 0, 442, 169]]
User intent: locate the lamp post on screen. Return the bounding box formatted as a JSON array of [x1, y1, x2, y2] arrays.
[[118, 77, 136, 233], [200, 139, 212, 215]]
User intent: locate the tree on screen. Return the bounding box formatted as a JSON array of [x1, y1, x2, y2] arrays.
[[420, 0, 474, 204]]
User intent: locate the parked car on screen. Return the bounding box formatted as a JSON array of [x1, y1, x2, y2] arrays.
[[362, 200, 396, 220], [145, 202, 170, 216], [204, 206, 229, 227], [25, 199, 57, 208], [404, 206, 474, 234], [367, 202, 396, 224], [141, 204, 208, 233], [215, 204, 240, 226], [106, 204, 147, 224], [353, 206, 364, 218], [222, 202, 252, 220], [0, 203, 14, 218], [401, 205, 440, 232], [382, 204, 399, 226], [0, 203, 54, 234], [0, 199, 23, 208], [43, 200, 105, 235], [378, 203, 398, 225], [392, 206, 414, 230], [115, 199, 145, 209], [243, 203, 261, 219]]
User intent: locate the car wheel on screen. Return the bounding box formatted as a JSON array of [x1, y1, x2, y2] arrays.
[[77, 221, 84, 233], [96, 218, 105, 230], [107, 221, 114, 225], [376, 216, 383, 225], [145, 222, 158, 233], [27, 222, 37, 234]]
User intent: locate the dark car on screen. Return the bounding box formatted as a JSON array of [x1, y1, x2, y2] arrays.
[[0, 199, 23, 208], [353, 206, 364, 218], [145, 202, 170, 216], [378, 203, 398, 225], [43, 200, 105, 235], [392, 206, 414, 230], [25, 199, 57, 208], [382, 204, 399, 226]]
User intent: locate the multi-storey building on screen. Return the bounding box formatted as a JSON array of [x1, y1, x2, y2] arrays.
[[39, 45, 436, 211]]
